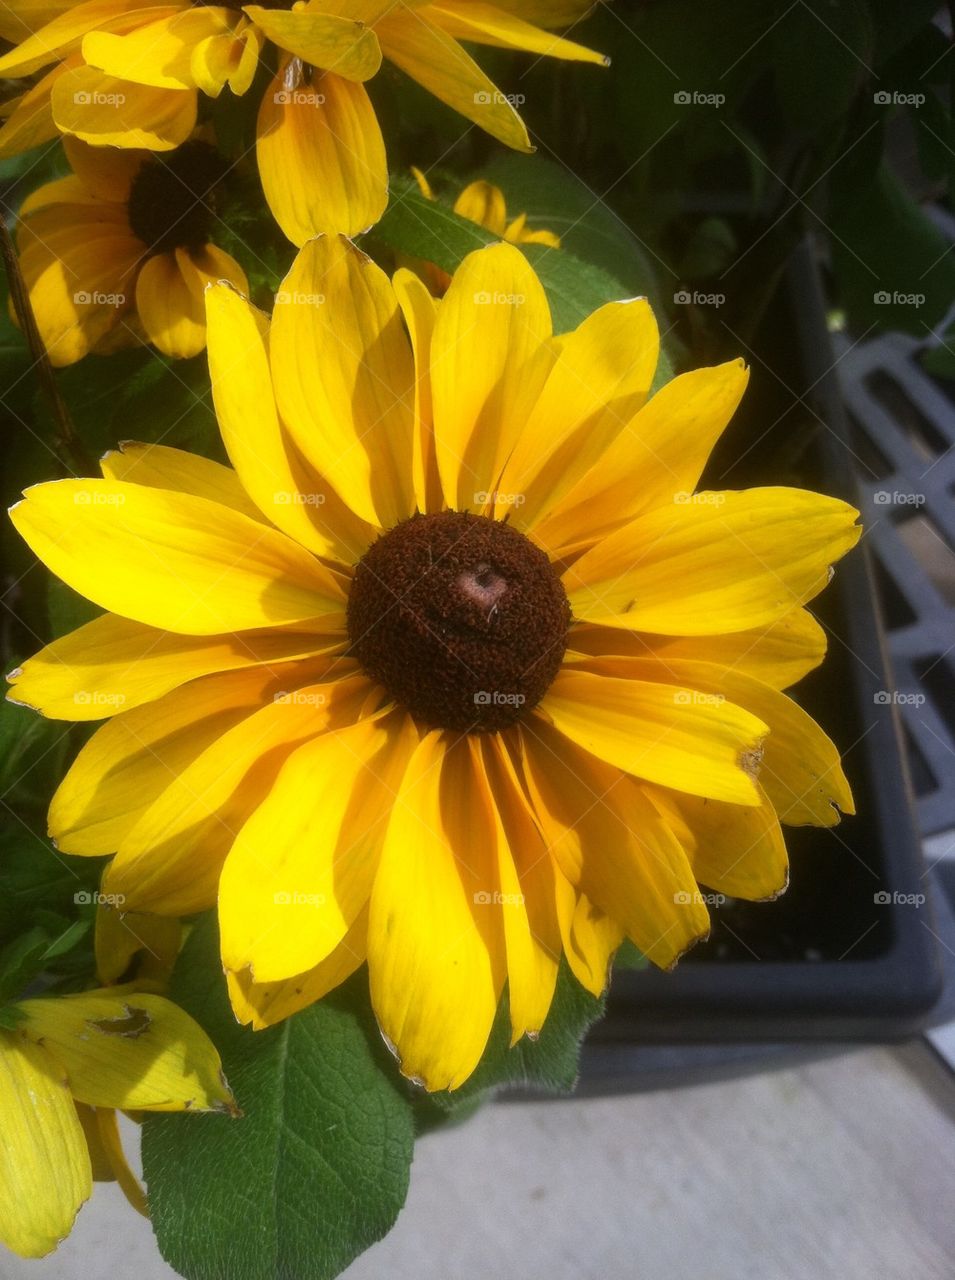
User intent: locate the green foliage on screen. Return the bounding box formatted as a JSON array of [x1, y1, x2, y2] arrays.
[[143, 916, 416, 1280]]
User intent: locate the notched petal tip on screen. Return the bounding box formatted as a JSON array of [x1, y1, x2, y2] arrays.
[[662, 924, 711, 973]]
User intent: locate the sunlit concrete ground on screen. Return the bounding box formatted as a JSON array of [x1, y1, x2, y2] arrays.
[[7, 1039, 955, 1280]]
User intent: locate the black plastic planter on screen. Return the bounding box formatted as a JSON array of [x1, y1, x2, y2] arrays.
[[575, 242, 944, 1092]]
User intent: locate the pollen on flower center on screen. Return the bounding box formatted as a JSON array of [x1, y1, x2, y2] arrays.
[[347, 511, 571, 732], [126, 141, 228, 256]]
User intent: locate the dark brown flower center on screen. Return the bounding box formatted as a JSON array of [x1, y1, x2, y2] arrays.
[[126, 141, 228, 255], [347, 511, 570, 732]]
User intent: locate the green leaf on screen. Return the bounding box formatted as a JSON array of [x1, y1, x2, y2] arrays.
[[613, 939, 649, 971], [770, 0, 873, 131], [142, 916, 415, 1280], [421, 959, 604, 1120], [830, 161, 955, 334], [371, 178, 639, 332], [476, 152, 664, 308]]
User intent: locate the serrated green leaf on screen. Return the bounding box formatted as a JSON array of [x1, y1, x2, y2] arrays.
[[142, 916, 415, 1280]]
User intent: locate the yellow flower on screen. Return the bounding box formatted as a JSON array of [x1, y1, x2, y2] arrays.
[[409, 165, 560, 292], [15, 135, 247, 366], [8, 238, 861, 1092], [0, 987, 235, 1257], [0, 1, 606, 245]]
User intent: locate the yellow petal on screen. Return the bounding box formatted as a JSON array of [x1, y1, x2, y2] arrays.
[[559, 891, 623, 996], [648, 783, 789, 901], [50, 664, 330, 854], [368, 732, 505, 1091], [582, 652, 854, 826], [519, 721, 709, 969], [480, 737, 561, 1042], [17, 205, 142, 367], [220, 710, 416, 982], [243, 7, 382, 80], [564, 488, 862, 635], [10, 478, 346, 635], [0, 0, 171, 77], [90, 1108, 148, 1216], [270, 235, 416, 528], [539, 667, 766, 805], [453, 179, 508, 235], [94, 903, 182, 985], [52, 67, 197, 150], [498, 297, 659, 529], [535, 359, 751, 555], [429, 2, 607, 66], [0, 1032, 91, 1258], [82, 9, 241, 91], [17, 991, 236, 1113], [256, 64, 387, 244], [205, 280, 376, 564], [392, 266, 442, 513], [134, 249, 204, 358], [227, 909, 367, 1030], [376, 10, 531, 150], [429, 241, 553, 511], [569, 607, 828, 691], [100, 440, 264, 523], [104, 673, 373, 914], [62, 134, 144, 200], [8, 610, 344, 720], [0, 61, 65, 158]]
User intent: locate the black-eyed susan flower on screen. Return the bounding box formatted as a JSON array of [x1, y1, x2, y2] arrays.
[[7, 238, 861, 1092], [0, 2, 606, 245], [0, 987, 234, 1257], [16, 136, 247, 364]]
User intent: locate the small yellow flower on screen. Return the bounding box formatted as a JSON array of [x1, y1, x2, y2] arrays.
[[409, 165, 560, 292], [0, 1, 606, 245], [8, 238, 860, 1092], [15, 136, 247, 366], [0, 988, 235, 1258]]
